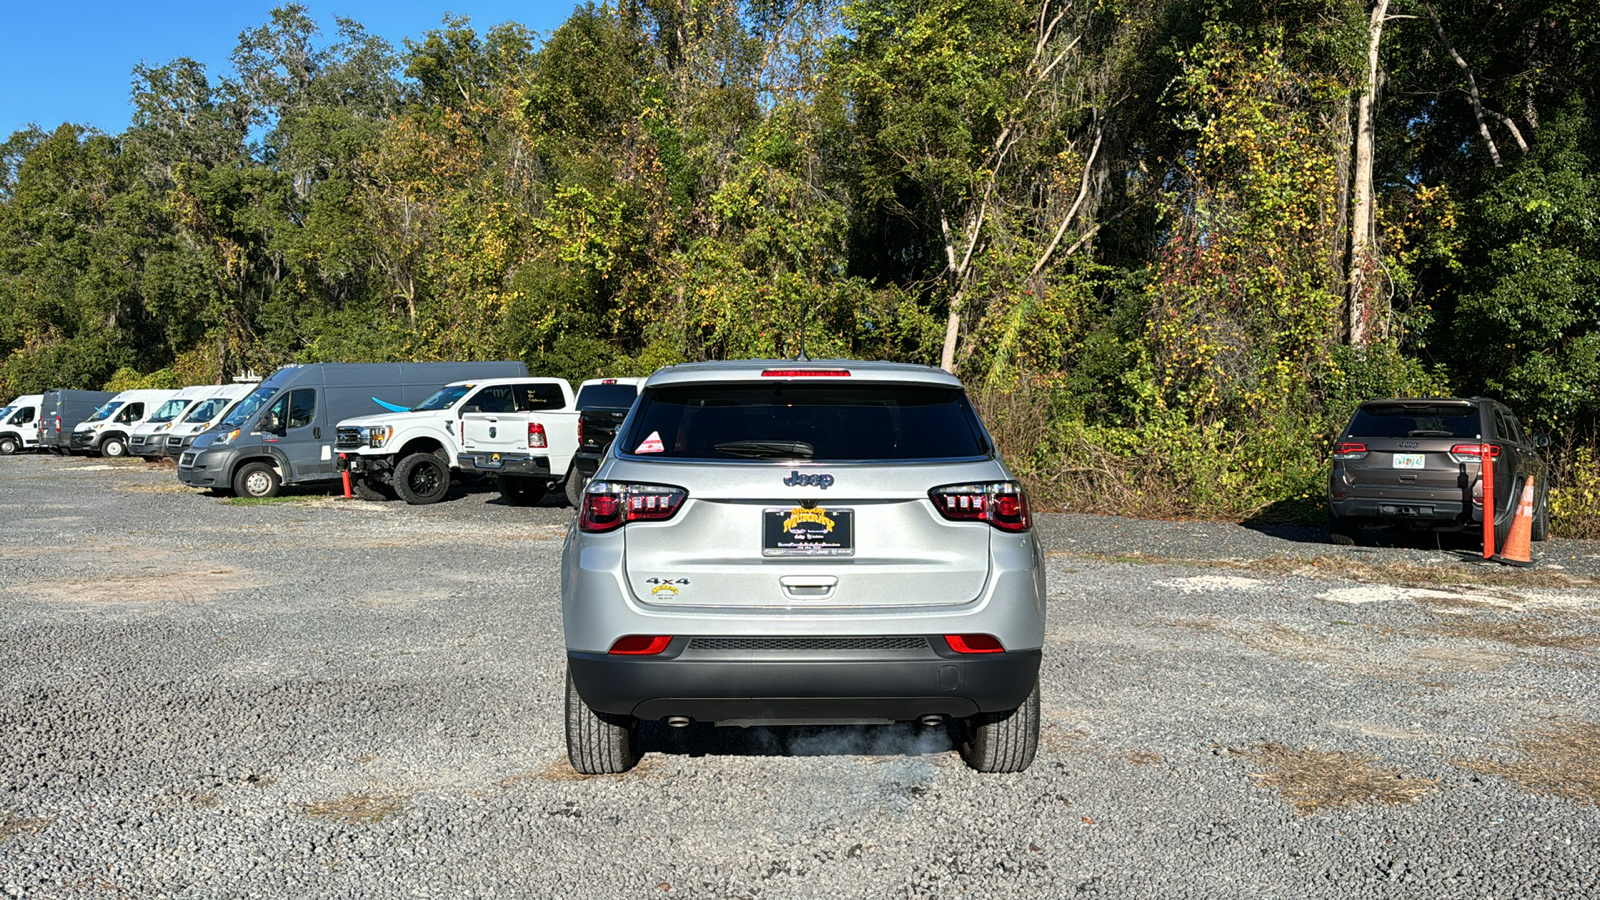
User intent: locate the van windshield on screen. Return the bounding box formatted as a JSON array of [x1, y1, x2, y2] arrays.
[[148, 399, 192, 423], [85, 402, 124, 423], [414, 385, 472, 412], [182, 397, 230, 423], [222, 387, 278, 428]]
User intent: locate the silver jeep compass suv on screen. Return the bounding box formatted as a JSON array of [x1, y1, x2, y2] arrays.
[[560, 360, 1046, 774]]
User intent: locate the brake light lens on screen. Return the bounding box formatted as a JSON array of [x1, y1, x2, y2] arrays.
[[946, 634, 1005, 654], [528, 422, 547, 449], [929, 482, 1032, 532], [576, 416, 583, 447], [1450, 443, 1500, 463], [761, 369, 851, 377], [578, 481, 688, 532], [608, 635, 672, 655], [1332, 442, 1368, 460]]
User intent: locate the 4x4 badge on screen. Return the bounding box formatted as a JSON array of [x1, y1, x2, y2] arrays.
[[783, 471, 834, 489]]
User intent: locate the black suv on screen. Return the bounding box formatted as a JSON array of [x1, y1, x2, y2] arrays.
[[1327, 397, 1549, 546]]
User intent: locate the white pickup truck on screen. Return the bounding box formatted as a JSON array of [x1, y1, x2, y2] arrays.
[[455, 382, 580, 505], [336, 377, 577, 505]]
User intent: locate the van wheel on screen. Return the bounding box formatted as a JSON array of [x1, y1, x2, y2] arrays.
[[959, 677, 1040, 773], [352, 477, 393, 502], [564, 468, 586, 508], [566, 665, 639, 775], [233, 461, 281, 498], [101, 436, 127, 458], [498, 474, 546, 506], [0, 435, 17, 455], [394, 453, 450, 505]]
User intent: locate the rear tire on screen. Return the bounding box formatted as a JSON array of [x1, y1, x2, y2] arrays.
[[1327, 511, 1362, 546], [352, 477, 393, 502], [393, 453, 451, 505], [564, 468, 586, 508], [960, 678, 1040, 773], [232, 461, 281, 499], [565, 665, 640, 775], [498, 474, 546, 506]]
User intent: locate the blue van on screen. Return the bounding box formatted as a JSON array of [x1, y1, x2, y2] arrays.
[[177, 361, 527, 497]]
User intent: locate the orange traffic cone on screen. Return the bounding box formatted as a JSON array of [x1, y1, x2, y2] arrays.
[[1490, 476, 1536, 567]]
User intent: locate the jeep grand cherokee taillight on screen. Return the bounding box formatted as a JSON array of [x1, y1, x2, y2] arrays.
[[929, 482, 1032, 532], [578, 482, 688, 533]]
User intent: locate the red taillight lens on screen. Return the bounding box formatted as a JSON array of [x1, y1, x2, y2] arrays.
[[608, 635, 672, 655], [528, 422, 547, 449], [946, 634, 1005, 654], [761, 369, 851, 377], [929, 482, 1032, 532], [1449, 443, 1500, 463], [576, 416, 583, 447], [578, 482, 688, 533], [1332, 442, 1368, 460]]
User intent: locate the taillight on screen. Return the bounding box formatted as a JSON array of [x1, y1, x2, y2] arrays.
[[578, 482, 688, 533], [528, 422, 547, 449], [576, 417, 584, 447], [1332, 442, 1368, 460], [1449, 443, 1500, 463], [946, 634, 1005, 654], [761, 369, 851, 377], [929, 482, 1032, 532], [608, 635, 673, 655]]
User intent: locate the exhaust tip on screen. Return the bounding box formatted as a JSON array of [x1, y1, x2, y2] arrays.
[[919, 715, 945, 727], [665, 716, 692, 728]]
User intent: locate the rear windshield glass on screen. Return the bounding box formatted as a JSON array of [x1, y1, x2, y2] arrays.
[[1348, 405, 1481, 439], [576, 384, 639, 411], [620, 383, 990, 461]]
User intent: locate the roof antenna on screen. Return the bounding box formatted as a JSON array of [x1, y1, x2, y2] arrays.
[[796, 295, 811, 361]]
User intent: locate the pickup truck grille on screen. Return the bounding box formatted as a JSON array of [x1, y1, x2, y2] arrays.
[[335, 426, 364, 450]]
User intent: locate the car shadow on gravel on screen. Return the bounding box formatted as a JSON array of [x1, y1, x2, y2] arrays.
[[642, 721, 955, 760]]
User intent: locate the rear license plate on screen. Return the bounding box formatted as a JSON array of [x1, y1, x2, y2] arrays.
[[1392, 453, 1425, 469], [763, 507, 854, 557]]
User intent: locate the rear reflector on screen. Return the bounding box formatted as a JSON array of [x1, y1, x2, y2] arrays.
[[761, 369, 851, 377], [608, 635, 672, 655], [945, 634, 1005, 654]]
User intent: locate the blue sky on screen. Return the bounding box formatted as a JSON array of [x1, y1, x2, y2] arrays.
[[0, 1, 578, 140]]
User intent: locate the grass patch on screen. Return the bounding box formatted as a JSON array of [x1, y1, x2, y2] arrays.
[[222, 495, 318, 506], [0, 813, 55, 841], [1239, 743, 1436, 815], [1460, 719, 1600, 805], [1428, 618, 1597, 650], [303, 793, 406, 824]]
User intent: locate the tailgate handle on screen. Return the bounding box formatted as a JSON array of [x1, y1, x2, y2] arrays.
[[780, 575, 838, 599]]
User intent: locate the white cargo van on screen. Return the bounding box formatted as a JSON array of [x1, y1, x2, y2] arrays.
[[162, 383, 256, 459], [128, 385, 219, 459], [0, 394, 44, 454], [70, 389, 179, 457]]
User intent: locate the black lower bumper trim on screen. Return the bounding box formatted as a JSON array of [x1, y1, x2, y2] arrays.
[[568, 646, 1041, 722]]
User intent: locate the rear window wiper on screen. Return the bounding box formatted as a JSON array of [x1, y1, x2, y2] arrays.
[[713, 439, 815, 459]]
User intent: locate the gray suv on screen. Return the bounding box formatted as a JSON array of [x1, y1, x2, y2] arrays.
[[1327, 397, 1549, 546], [560, 360, 1046, 774]]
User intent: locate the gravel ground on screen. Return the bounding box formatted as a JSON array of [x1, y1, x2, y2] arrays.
[[2, 453, 1598, 898]]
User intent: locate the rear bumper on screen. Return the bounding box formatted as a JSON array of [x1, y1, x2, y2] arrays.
[[456, 452, 551, 477], [572, 451, 602, 480], [568, 643, 1041, 722]]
